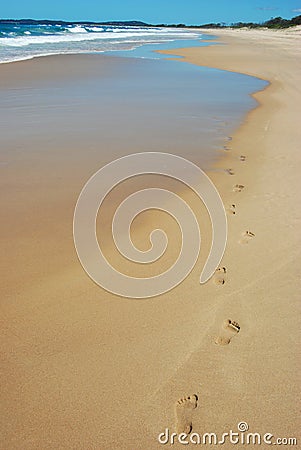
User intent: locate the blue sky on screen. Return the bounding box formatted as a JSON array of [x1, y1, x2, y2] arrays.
[[2, 0, 301, 24]]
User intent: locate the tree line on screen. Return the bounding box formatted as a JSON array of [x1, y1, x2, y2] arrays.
[[155, 15, 301, 29]]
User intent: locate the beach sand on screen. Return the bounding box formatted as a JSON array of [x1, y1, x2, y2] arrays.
[[1, 29, 300, 449]]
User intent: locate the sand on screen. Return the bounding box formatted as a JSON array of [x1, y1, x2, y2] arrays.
[[1, 28, 300, 449]]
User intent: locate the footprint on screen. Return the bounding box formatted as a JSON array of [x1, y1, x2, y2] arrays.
[[175, 394, 198, 434], [225, 168, 235, 175], [228, 204, 236, 215], [215, 319, 240, 346], [233, 184, 245, 192], [239, 155, 246, 162], [214, 267, 227, 285], [223, 145, 231, 151], [239, 230, 255, 244]]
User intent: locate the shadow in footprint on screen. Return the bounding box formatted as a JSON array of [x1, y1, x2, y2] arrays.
[[175, 394, 198, 434], [239, 230, 255, 245], [225, 168, 235, 176], [214, 267, 227, 285], [215, 319, 240, 346], [233, 184, 245, 192], [228, 204, 236, 215]]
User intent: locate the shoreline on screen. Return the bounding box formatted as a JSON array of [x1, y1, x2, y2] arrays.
[[1, 29, 300, 449]]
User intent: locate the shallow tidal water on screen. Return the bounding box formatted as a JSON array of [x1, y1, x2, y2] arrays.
[[0, 49, 267, 173]]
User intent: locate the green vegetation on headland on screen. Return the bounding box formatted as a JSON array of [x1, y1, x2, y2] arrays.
[[195, 15, 301, 29], [0, 19, 149, 26], [1, 16, 301, 29]]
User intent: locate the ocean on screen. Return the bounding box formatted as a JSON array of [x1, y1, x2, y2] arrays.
[[0, 21, 206, 64], [0, 20, 268, 171]]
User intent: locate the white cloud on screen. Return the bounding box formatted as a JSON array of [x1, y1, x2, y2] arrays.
[[292, 8, 301, 12], [256, 6, 279, 11]]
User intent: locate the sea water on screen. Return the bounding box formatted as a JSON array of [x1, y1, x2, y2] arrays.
[[0, 22, 267, 169], [0, 22, 207, 64]]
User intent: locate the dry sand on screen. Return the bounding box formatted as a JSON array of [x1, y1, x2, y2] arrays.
[[1, 28, 300, 449]]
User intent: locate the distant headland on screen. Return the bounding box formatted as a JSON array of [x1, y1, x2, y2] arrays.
[[1, 16, 301, 29]]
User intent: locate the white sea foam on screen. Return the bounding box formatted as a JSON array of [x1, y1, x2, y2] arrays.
[[0, 32, 107, 47], [0, 25, 203, 63], [85, 27, 105, 32], [68, 26, 88, 33], [0, 30, 200, 47], [0, 26, 199, 47]]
